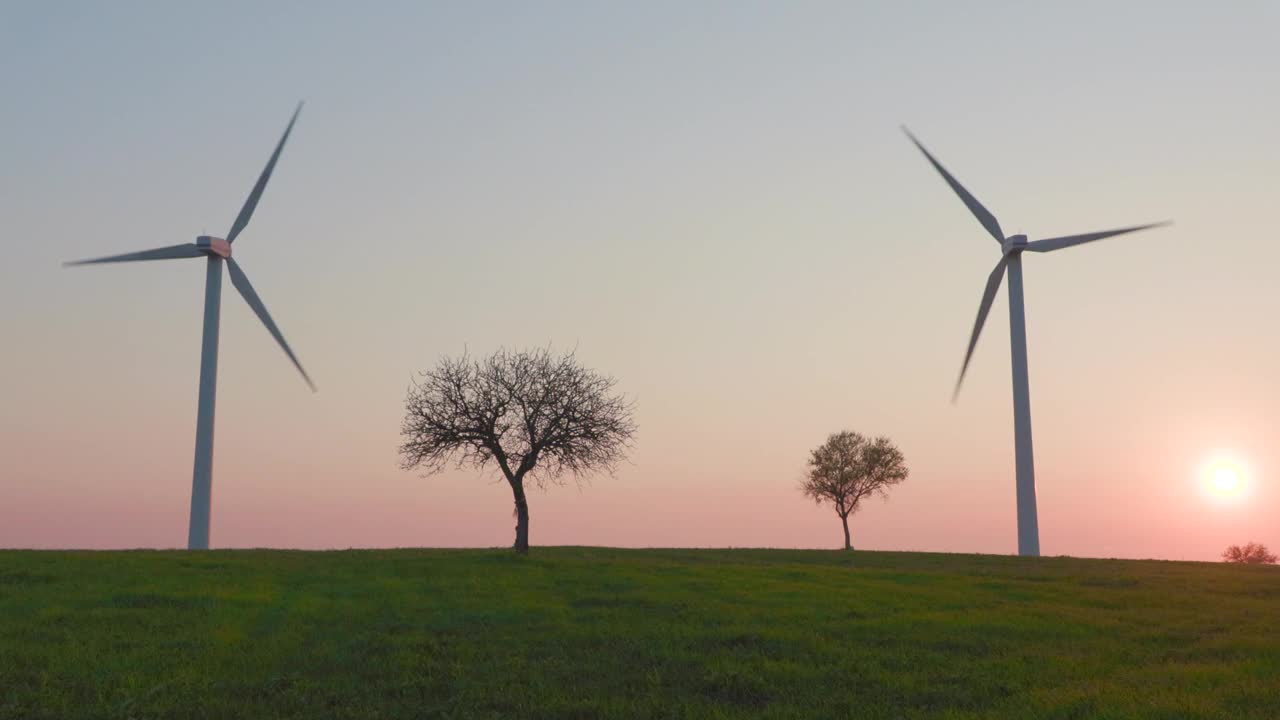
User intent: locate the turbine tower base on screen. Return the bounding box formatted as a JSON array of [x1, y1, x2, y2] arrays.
[[188, 256, 223, 550], [1006, 253, 1041, 557]]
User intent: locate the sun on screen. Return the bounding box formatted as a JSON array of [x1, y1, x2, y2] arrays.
[[1203, 457, 1248, 500], [1211, 466, 1241, 494]]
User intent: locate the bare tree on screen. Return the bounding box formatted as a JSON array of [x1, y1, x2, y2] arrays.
[[1222, 542, 1277, 564], [400, 347, 636, 554], [801, 431, 908, 550]]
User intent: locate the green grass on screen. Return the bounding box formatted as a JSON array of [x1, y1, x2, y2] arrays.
[[1, 548, 1277, 719]]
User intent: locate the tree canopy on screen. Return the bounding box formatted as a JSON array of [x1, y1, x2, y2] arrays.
[[801, 431, 908, 550], [1222, 542, 1277, 565]]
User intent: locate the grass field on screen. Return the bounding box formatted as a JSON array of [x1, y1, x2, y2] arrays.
[[1, 547, 1277, 719]]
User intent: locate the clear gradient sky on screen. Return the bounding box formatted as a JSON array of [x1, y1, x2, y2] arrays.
[[2, 1, 1277, 559]]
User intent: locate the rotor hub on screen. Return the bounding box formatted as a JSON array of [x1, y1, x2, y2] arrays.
[[196, 236, 231, 258], [1002, 234, 1028, 254]]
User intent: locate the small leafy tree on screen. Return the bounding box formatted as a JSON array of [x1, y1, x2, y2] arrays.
[[801, 431, 908, 550], [400, 347, 636, 554], [1222, 542, 1277, 564]]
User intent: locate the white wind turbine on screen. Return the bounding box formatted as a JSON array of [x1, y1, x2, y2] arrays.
[[66, 103, 314, 550], [904, 127, 1169, 557]]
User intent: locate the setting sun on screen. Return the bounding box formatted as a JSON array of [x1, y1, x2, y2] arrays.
[[1204, 458, 1249, 500], [1212, 467, 1241, 493]]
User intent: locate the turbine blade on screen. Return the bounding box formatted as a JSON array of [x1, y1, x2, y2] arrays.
[[226, 102, 303, 244], [1025, 221, 1171, 253], [64, 244, 203, 266], [955, 256, 1010, 401], [902, 127, 1005, 244], [225, 257, 316, 391]]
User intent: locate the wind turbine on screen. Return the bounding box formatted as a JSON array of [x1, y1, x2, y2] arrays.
[[66, 103, 314, 550], [903, 127, 1168, 557]]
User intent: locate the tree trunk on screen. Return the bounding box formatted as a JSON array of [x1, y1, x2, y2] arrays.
[[840, 513, 852, 551], [511, 480, 530, 554]]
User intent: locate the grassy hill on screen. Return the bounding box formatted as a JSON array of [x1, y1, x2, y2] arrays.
[[1, 547, 1276, 719]]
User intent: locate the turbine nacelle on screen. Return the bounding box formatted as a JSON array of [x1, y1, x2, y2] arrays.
[[1002, 234, 1028, 254], [196, 236, 232, 258]]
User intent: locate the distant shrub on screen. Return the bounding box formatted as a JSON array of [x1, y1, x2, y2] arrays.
[[1222, 542, 1277, 565]]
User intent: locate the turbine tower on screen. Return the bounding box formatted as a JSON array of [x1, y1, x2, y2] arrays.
[[66, 103, 314, 550], [904, 127, 1168, 557]]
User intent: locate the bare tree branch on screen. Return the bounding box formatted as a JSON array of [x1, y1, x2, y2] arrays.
[[400, 347, 637, 553]]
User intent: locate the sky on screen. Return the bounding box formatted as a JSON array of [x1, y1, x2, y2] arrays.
[[1, 1, 1277, 560]]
